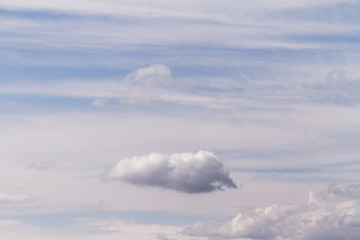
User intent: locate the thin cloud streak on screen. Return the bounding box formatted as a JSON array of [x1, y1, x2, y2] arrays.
[[0, 193, 33, 203], [1, 2, 359, 51]]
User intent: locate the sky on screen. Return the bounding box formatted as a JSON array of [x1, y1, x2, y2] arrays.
[[1, 0, 360, 239]]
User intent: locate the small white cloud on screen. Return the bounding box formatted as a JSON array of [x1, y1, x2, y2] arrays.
[[125, 64, 172, 85], [184, 184, 360, 240], [0, 193, 33, 204], [92, 98, 108, 107], [27, 160, 56, 170], [110, 64, 175, 105], [103, 150, 237, 194], [326, 69, 349, 88]]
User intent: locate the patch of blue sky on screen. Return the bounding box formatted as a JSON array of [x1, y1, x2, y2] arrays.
[[261, 174, 345, 184], [231, 165, 346, 184], [8, 210, 221, 229], [0, 7, 144, 24], [231, 158, 360, 181], [286, 33, 360, 47], [234, 167, 318, 174], [108, 211, 224, 226], [2, 45, 258, 77], [10, 212, 77, 229], [271, 2, 360, 23], [0, 8, 77, 20], [0, 66, 124, 82], [233, 165, 353, 183], [2, 40, 347, 80], [220, 149, 312, 161], [0, 95, 103, 114], [9, 6, 228, 24], [311, 94, 360, 106], [6, 45, 195, 68], [320, 161, 360, 174], [166, 45, 342, 65], [304, 88, 359, 104], [329, 132, 360, 151]]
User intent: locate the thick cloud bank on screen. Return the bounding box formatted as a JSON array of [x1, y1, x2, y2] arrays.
[[104, 150, 237, 193], [184, 184, 360, 239]]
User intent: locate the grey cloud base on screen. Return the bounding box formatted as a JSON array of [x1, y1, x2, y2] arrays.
[[184, 184, 360, 240], [103, 150, 237, 193]]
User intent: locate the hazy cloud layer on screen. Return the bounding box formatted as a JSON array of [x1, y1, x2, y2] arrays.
[[26, 160, 57, 171], [104, 150, 237, 193], [184, 184, 360, 239], [157, 234, 175, 240], [0, 193, 33, 203]]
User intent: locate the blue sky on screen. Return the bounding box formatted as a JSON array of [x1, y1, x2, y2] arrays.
[[1, 1, 360, 239]]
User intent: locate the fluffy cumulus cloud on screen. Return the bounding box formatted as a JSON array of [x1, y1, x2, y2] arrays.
[[103, 150, 237, 193], [184, 184, 360, 239]]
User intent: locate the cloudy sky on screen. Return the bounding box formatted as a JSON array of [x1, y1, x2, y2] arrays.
[[1, 0, 360, 239]]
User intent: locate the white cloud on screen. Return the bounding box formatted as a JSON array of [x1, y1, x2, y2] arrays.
[[157, 233, 176, 240], [113, 64, 175, 104], [184, 184, 360, 240], [103, 150, 237, 193], [125, 64, 172, 85], [0, 193, 33, 203], [326, 69, 349, 89], [91, 98, 108, 107]]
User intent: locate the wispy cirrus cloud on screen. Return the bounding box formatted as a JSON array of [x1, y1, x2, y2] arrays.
[[0, 0, 356, 20], [1, 0, 359, 52], [1, 65, 360, 110]]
